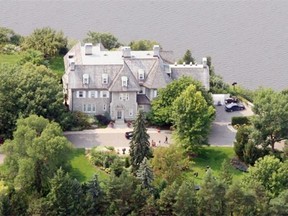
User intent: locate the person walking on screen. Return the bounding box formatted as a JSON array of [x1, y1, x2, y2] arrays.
[[164, 136, 168, 144]]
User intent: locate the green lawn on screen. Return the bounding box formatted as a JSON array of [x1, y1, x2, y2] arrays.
[[68, 148, 109, 183], [0, 53, 21, 64], [0, 53, 64, 76], [187, 146, 245, 184], [48, 55, 65, 76]]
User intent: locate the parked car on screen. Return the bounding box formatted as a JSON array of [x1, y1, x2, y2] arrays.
[[225, 97, 239, 104], [125, 131, 133, 139], [225, 103, 245, 112]]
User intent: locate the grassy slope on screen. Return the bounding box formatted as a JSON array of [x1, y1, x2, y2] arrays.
[[187, 146, 244, 184], [68, 148, 109, 183], [0, 53, 64, 76]]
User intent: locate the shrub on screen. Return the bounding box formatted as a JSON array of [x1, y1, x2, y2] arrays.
[[110, 158, 124, 177], [231, 116, 250, 126], [95, 114, 111, 126], [90, 147, 119, 168]]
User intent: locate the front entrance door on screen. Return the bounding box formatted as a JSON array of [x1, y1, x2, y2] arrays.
[[117, 110, 123, 119]]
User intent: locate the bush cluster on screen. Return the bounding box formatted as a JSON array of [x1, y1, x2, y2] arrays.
[[231, 116, 250, 126]]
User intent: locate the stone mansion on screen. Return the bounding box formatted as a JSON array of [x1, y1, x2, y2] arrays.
[[62, 43, 209, 121]]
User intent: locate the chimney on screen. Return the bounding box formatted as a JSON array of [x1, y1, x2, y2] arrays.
[[174, 62, 177, 66], [84, 43, 93, 55], [122, 46, 131, 58], [183, 62, 186, 66], [190, 62, 193, 66], [153, 45, 160, 57], [202, 57, 207, 67]]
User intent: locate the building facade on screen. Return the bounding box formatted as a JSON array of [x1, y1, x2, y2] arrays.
[[62, 43, 209, 121]]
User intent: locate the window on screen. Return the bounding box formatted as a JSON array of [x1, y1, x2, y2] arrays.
[[119, 93, 129, 101], [138, 69, 145, 80], [83, 74, 89, 84], [100, 91, 109, 98], [103, 104, 106, 111], [77, 91, 86, 98], [88, 91, 98, 98], [121, 76, 128, 87], [83, 104, 96, 113], [102, 74, 108, 84], [129, 109, 133, 116]]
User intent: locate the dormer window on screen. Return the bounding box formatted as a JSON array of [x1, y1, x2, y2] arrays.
[[122, 76, 128, 87], [138, 69, 145, 80], [83, 74, 89, 85], [102, 74, 108, 84]]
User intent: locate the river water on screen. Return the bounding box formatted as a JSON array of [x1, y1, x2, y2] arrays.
[[1, 0, 288, 90]]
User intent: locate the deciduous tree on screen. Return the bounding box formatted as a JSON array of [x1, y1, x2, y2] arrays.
[[21, 27, 67, 58], [172, 84, 215, 152], [83, 31, 121, 50], [129, 39, 159, 51]]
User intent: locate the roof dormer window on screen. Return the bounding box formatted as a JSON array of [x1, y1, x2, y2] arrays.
[[83, 74, 89, 85], [138, 69, 145, 80], [122, 76, 128, 87], [102, 74, 109, 84]]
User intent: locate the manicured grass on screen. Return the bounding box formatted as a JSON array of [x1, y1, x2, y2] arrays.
[[0, 53, 21, 65], [187, 146, 245, 184], [68, 148, 109, 183], [49, 55, 65, 76]]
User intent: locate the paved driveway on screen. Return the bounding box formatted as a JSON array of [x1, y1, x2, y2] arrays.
[[64, 128, 172, 150], [65, 104, 254, 149], [208, 104, 253, 146]]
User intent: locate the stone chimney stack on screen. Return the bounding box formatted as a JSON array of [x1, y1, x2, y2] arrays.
[[122, 46, 131, 58], [202, 57, 207, 67], [84, 43, 93, 55], [153, 45, 160, 57]]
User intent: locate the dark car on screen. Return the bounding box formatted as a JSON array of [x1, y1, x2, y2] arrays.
[[225, 103, 245, 112], [125, 131, 133, 139], [225, 97, 239, 104]]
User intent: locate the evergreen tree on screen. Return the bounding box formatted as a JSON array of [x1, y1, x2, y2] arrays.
[[45, 168, 85, 216], [83, 175, 106, 216], [198, 169, 227, 215], [174, 180, 198, 216], [182, 49, 195, 64], [219, 159, 233, 186], [136, 157, 154, 192], [129, 111, 152, 174]]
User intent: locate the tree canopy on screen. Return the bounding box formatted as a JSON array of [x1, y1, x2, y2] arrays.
[[149, 76, 213, 126], [0, 63, 66, 138], [172, 84, 215, 152], [251, 88, 288, 152], [129, 111, 152, 174], [83, 31, 121, 50], [21, 27, 67, 58], [129, 39, 160, 51], [2, 115, 72, 194]]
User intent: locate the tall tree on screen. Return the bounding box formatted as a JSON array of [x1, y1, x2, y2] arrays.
[[45, 168, 85, 216], [18, 49, 47, 66], [129, 39, 159, 51], [150, 76, 213, 126], [21, 27, 67, 58], [218, 159, 233, 186], [0, 63, 67, 138], [3, 115, 72, 194], [129, 111, 152, 174], [243, 156, 288, 197], [174, 180, 198, 216], [198, 169, 227, 215], [172, 84, 215, 152], [136, 157, 154, 192], [179, 49, 195, 64], [83, 31, 121, 50], [251, 88, 288, 152]]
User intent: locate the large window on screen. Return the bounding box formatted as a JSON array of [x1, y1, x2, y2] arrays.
[[119, 93, 129, 101], [83, 104, 96, 113]]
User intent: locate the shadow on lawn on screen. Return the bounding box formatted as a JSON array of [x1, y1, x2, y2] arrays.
[[67, 148, 88, 182]]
